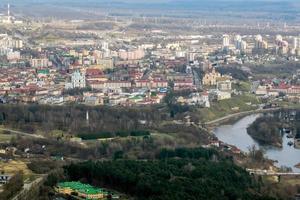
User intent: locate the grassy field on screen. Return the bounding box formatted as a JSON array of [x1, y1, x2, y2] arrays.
[[0, 128, 15, 142], [197, 94, 260, 122], [0, 160, 33, 178], [232, 81, 252, 92], [0, 133, 13, 142], [262, 176, 300, 199]]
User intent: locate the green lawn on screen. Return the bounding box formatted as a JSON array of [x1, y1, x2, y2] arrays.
[[232, 81, 251, 92], [198, 94, 260, 122]]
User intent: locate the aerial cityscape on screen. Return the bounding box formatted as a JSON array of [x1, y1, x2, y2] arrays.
[[0, 0, 300, 199]]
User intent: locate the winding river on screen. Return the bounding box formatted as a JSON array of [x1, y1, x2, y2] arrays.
[[213, 114, 300, 172]]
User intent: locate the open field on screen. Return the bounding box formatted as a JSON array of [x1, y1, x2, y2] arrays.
[[197, 94, 260, 122], [0, 160, 34, 178], [0, 132, 13, 142], [0, 126, 15, 142]]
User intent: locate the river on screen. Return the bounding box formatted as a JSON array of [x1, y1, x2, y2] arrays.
[[213, 114, 300, 172]]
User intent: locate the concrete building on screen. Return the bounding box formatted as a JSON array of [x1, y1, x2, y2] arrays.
[[217, 80, 232, 92], [7, 51, 20, 61], [71, 70, 86, 88], [234, 35, 247, 52], [294, 37, 300, 50], [275, 35, 289, 54], [254, 35, 268, 49], [118, 48, 145, 60], [31, 58, 51, 68], [222, 34, 230, 50], [95, 58, 114, 69], [209, 90, 231, 101], [293, 36, 300, 55]]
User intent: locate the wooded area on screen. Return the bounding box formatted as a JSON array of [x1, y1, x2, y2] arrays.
[[63, 148, 274, 200]]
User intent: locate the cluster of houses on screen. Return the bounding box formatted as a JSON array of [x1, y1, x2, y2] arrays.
[[0, 60, 235, 107], [253, 75, 300, 102], [176, 67, 233, 107]]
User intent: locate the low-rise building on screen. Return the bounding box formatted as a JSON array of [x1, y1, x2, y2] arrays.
[[56, 182, 106, 199], [209, 90, 231, 101], [217, 80, 232, 92], [31, 58, 51, 68]]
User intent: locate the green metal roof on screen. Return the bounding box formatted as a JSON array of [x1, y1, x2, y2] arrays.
[[37, 69, 50, 74], [130, 96, 143, 100], [58, 181, 104, 195]]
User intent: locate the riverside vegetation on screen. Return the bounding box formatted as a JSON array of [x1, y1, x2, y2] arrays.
[[247, 109, 300, 147]]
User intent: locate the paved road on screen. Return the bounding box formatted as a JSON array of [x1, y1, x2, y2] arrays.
[[246, 169, 300, 176], [0, 127, 45, 139], [204, 107, 281, 126], [11, 176, 45, 200], [192, 69, 202, 90]]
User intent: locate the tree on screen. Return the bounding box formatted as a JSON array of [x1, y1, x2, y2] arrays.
[[0, 171, 24, 200], [248, 145, 265, 163]]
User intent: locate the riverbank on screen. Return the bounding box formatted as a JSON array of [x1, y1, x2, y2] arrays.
[[247, 116, 283, 148], [213, 114, 300, 172], [205, 107, 280, 128]]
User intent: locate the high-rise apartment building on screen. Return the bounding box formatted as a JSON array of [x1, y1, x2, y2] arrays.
[[222, 34, 230, 50]]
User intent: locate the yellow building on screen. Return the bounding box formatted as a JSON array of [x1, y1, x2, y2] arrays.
[[95, 58, 114, 69], [202, 68, 221, 86]]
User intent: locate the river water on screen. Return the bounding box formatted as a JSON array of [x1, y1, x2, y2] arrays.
[[213, 114, 300, 172]]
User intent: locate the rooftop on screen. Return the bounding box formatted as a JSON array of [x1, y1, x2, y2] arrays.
[[58, 181, 104, 195]]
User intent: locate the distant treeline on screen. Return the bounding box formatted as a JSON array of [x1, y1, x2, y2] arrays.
[[77, 130, 150, 140], [251, 62, 300, 78], [0, 104, 167, 135], [217, 66, 249, 81], [158, 147, 218, 160]]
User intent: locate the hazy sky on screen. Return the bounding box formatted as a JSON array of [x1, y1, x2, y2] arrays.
[[1, 0, 298, 10], [0, 0, 297, 21], [4, 0, 299, 2], [1, 0, 298, 5]]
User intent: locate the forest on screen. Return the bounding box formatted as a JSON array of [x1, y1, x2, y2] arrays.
[[63, 147, 275, 200], [247, 109, 300, 147], [247, 116, 283, 147]]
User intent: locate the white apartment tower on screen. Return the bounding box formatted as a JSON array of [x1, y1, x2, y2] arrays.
[[71, 70, 86, 88], [293, 37, 300, 50], [222, 34, 230, 49], [254, 35, 268, 49], [234, 35, 247, 51]]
